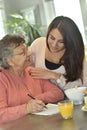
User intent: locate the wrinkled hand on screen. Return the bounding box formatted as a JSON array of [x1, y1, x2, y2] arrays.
[[27, 99, 45, 113], [29, 68, 59, 80]]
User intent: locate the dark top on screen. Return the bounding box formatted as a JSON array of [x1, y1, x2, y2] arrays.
[[45, 59, 62, 70]]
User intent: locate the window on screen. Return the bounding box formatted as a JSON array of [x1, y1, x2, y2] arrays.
[[0, 1, 5, 39]]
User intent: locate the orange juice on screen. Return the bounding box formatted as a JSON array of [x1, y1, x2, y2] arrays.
[[58, 100, 73, 119]]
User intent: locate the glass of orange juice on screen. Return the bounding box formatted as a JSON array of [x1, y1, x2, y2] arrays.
[[58, 100, 74, 119]]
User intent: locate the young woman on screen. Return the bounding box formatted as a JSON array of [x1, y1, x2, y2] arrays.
[[29, 16, 85, 90]]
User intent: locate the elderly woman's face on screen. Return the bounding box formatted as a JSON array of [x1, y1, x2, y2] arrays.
[[48, 28, 65, 53], [11, 44, 32, 68]]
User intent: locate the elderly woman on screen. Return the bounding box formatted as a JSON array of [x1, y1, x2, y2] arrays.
[[0, 34, 64, 124]]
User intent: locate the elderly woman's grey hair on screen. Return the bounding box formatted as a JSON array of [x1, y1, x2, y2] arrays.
[[0, 34, 25, 69]]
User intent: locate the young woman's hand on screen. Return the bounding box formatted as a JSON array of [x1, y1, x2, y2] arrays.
[[29, 68, 60, 80]]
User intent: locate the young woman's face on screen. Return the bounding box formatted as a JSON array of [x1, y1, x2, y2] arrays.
[[47, 28, 65, 53]]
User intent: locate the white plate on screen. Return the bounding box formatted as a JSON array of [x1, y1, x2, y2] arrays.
[[81, 106, 87, 111]]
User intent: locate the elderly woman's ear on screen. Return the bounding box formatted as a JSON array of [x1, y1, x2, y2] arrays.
[[7, 58, 14, 67]]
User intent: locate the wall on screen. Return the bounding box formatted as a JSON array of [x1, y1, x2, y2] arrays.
[[80, 0, 87, 45]]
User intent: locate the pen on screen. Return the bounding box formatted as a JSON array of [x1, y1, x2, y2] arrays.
[[27, 93, 47, 109], [27, 93, 35, 100]]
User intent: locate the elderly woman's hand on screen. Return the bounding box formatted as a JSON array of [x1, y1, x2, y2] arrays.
[[26, 99, 45, 113]]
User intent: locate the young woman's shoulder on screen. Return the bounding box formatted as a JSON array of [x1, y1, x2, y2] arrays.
[[30, 37, 46, 51], [32, 37, 46, 45]]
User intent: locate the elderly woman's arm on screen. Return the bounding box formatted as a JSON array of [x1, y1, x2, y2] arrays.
[[35, 79, 64, 103]]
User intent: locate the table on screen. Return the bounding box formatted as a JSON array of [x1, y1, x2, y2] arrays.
[[0, 105, 87, 130]]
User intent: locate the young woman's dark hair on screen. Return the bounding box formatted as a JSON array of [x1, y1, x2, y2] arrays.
[[46, 16, 85, 82]]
